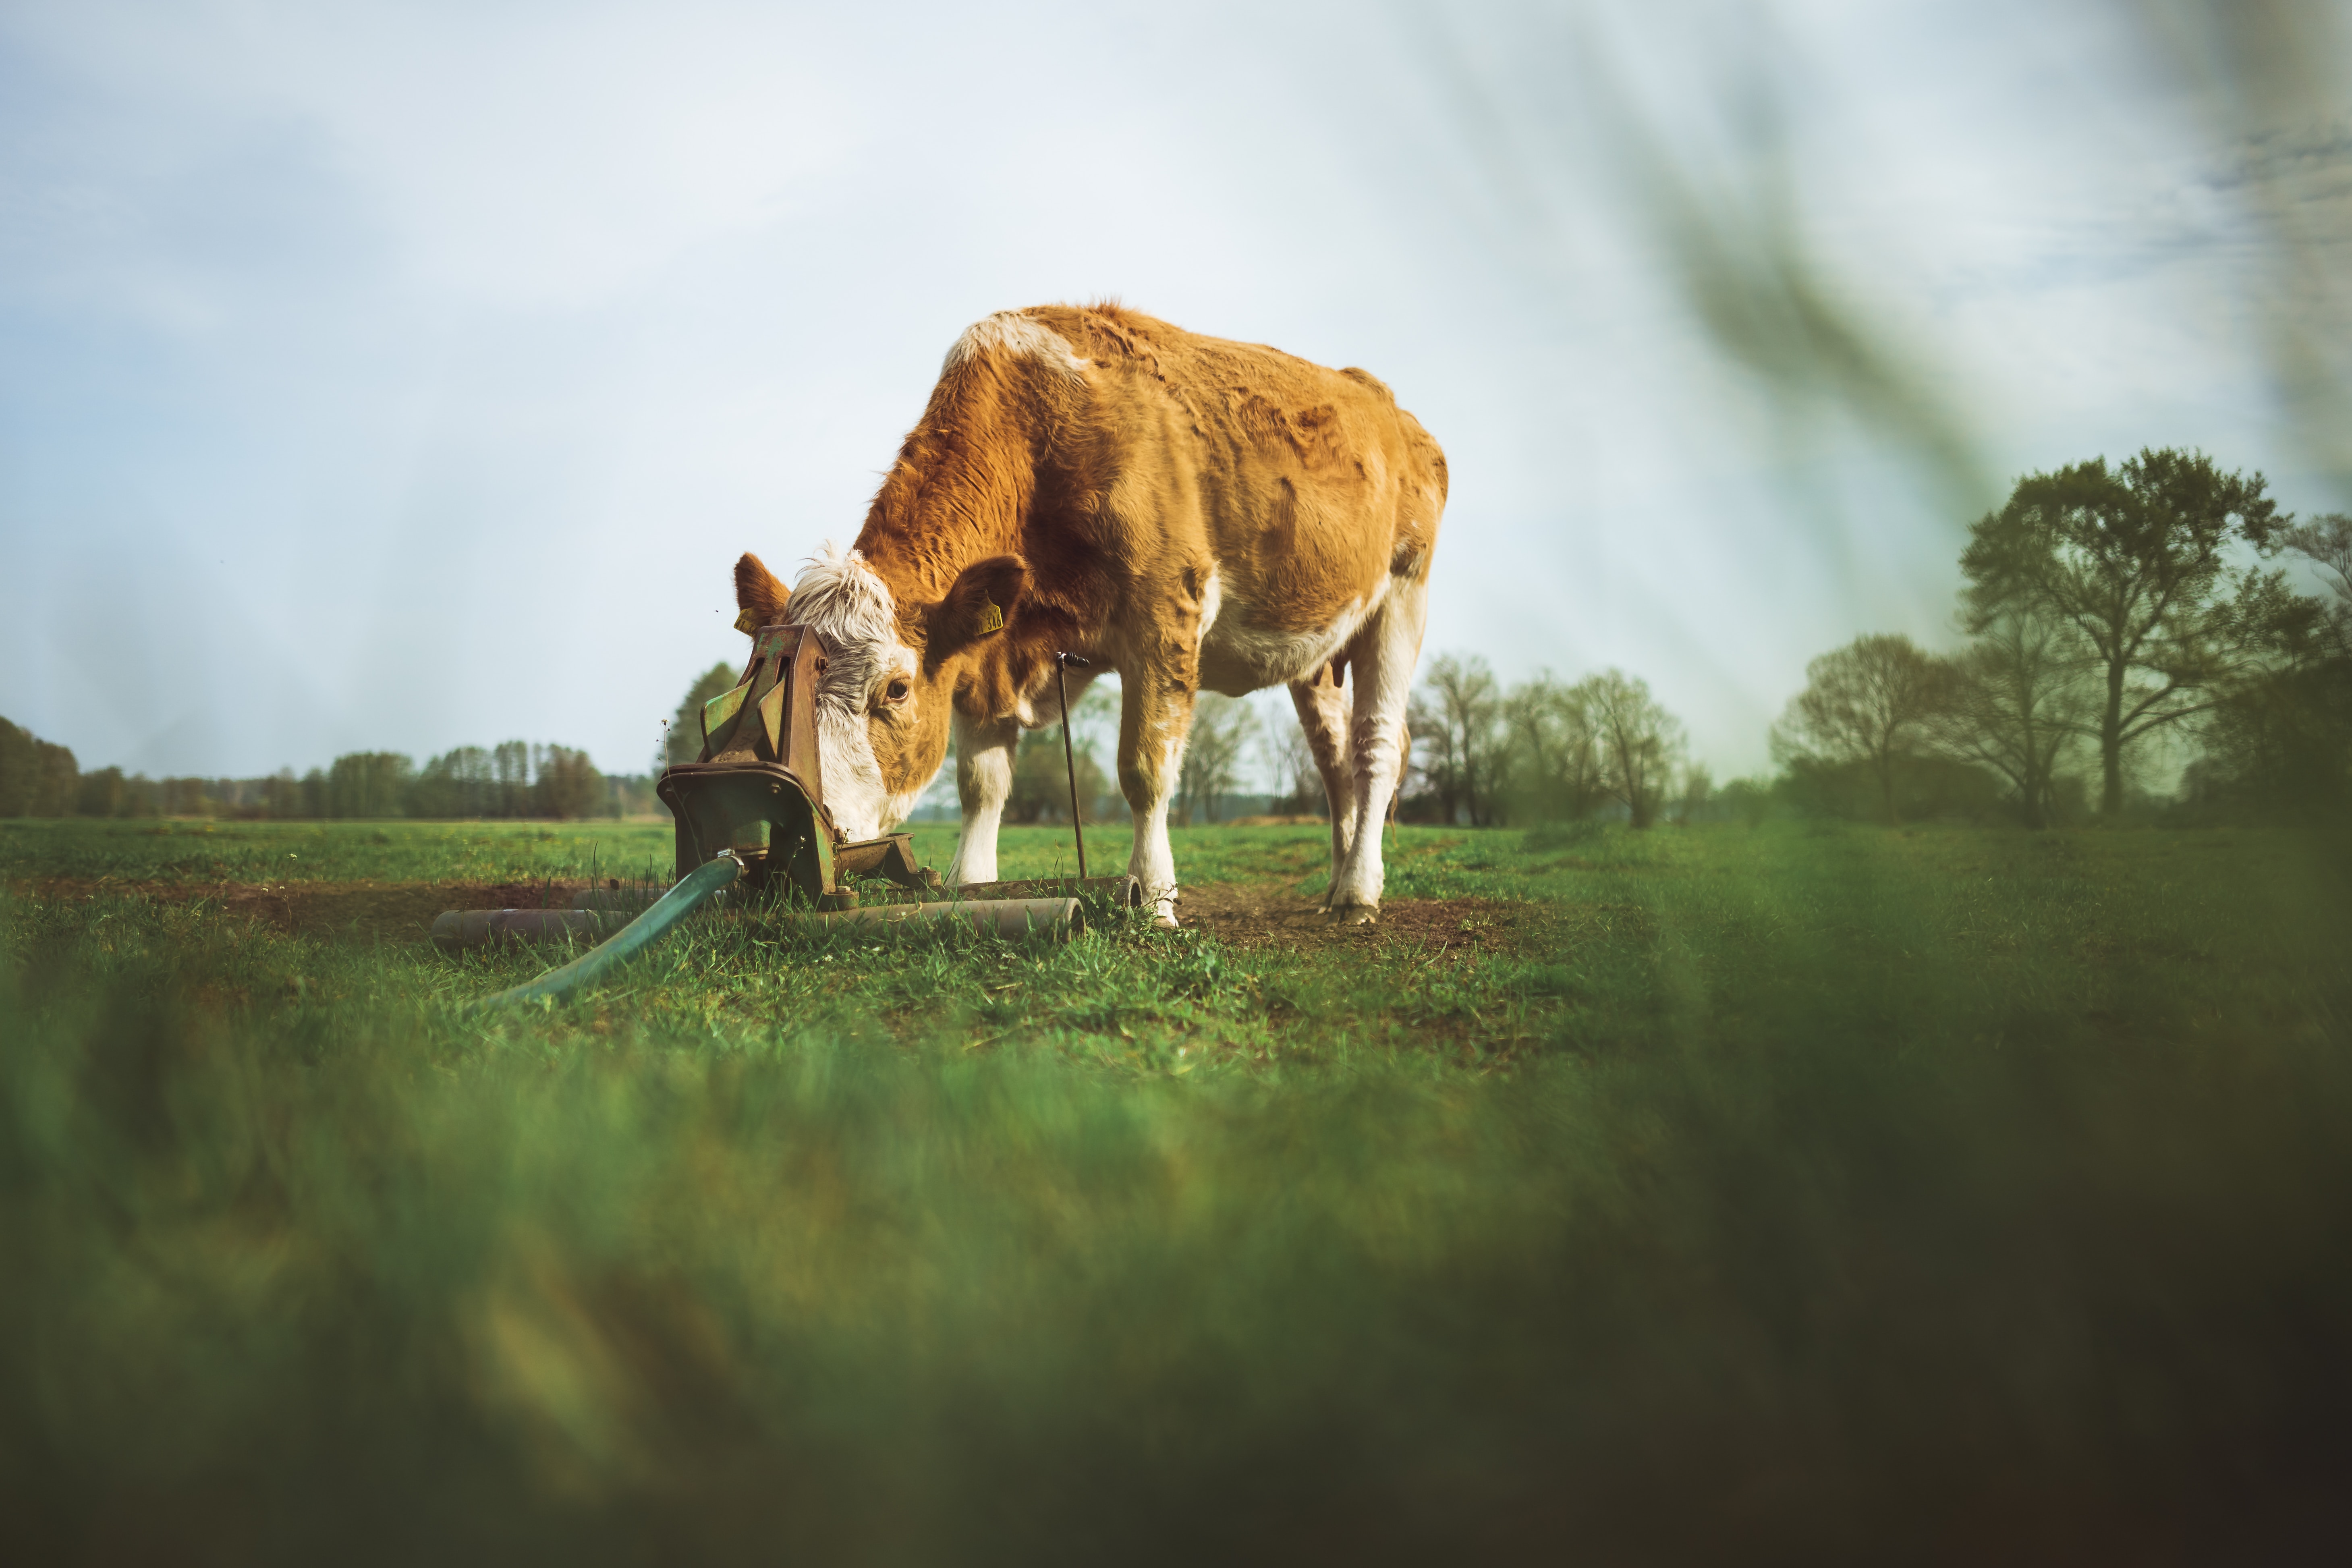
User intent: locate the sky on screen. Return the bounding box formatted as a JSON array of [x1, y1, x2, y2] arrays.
[[2, 0, 2346, 788]]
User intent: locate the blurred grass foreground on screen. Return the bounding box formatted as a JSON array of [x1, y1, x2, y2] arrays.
[[3, 821, 2351, 1562]]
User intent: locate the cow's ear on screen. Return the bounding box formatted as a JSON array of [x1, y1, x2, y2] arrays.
[[733, 552, 790, 634], [931, 554, 1029, 655]]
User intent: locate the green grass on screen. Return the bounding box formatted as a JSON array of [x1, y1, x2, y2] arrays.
[[0, 816, 682, 886], [4, 820, 2350, 1561], [0, 816, 1148, 889]]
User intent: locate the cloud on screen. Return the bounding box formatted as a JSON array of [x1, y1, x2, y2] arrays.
[[8, 1, 853, 310]]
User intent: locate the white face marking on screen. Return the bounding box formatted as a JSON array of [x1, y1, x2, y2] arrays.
[[816, 706, 891, 842], [942, 311, 1090, 381], [787, 541, 904, 842]]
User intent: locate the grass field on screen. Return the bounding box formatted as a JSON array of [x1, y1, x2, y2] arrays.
[[5, 816, 2350, 1563]]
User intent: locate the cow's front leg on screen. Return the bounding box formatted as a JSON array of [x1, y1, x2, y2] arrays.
[[1289, 661, 1354, 908], [945, 711, 1020, 886], [1117, 660, 1198, 929]]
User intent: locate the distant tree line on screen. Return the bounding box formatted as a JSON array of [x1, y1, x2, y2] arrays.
[[0, 718, 79, 817], [0, 722, 654, 821], [25, 448, 2333, 833], [1399, 658, 1701, 828], [1402, 448, 2349, 829], [1774, 451, 2346, 826]]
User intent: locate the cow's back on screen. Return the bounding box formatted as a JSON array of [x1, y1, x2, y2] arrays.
[[1026, 305, 1447, 692]]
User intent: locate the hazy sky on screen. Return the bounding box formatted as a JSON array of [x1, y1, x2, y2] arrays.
[[2, 0, 2345, 785]]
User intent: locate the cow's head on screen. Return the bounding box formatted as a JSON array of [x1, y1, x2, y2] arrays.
[[734, 543, 1027, 841]]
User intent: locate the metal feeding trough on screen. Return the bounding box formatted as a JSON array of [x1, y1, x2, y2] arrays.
[[659, 619, 934, 909], [434, 619, 1138, 1008]]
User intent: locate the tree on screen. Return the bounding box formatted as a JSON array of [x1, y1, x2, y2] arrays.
[[1769, 634, 1952, 824], [490, 740, 533, 816], [75, 767, 129, 818], [1409, 653, 1504, 825], [1260, 717, 1325, 817], [160, 778, 211, 816], [0, 718, 79, 817], [1010, 681, 1120, 823], [1008, 731, 1107, 823], [534, 745, 604, 820], [1176, 693, 1258, 824], [1929, 609, 2092, 830], [2283, 512, 2352, 654], [1670, 762, 1714, 825], [410, 746, 496, 818], [407, 742, 612, 819], [1960, 448, 2286, 815], [326, 752, 415, 818], [1584, 669, 1683, 829], [1719, 776, 1772, 827], [2191, 514, 2352, 819], [667, 661, 741, 766], [1494, 672, 1606, 823], [262, 769, 302, 819]]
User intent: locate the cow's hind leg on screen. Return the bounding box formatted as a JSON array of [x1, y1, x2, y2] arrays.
[[1117, 661, 1197, 929], [945, 711, 1020, 886], [1289, 661, 1354, 909], [1329, 575, 1429, 922]]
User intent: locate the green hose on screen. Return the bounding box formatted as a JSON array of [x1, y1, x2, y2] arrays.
[[473, 850, 743, 1010]]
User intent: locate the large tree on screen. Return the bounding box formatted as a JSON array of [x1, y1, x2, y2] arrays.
[[1409, 653, 1505, 825], [1770, 633, 1952, 824], [667, 661, 741, 766], [0, 718, 79, 817], [1260, 716, 1325, 817], [1176, 693, 1257, 824], [326, 752, 415, 819], [534, 745, 605, 821], [1583, 668, 1683, 829], [1495, 672, 1606, 823], [2193, 514, 2352, 818], [1929, 609, 2092, 830], [1010, 726, 1109, 825], [2284, 513, 2352, 650], [1960, 448, 2285, 815]]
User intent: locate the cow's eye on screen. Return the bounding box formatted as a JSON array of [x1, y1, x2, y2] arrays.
[[884, 679, 911, 703]]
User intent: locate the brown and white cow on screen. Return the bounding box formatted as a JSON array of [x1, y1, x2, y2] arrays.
[[729, 303, 1446, 925]]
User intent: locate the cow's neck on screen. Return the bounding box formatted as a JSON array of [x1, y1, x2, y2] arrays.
[[853, 361, 1042, 605]]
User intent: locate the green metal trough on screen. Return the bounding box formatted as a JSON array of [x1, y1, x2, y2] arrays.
[[436, 619, 1136, 1008]]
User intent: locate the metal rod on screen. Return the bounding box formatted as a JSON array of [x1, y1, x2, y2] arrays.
[[1056, 652, 1090, 880]]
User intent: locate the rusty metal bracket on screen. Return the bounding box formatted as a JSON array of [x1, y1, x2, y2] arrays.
[[655, 622, 939, 907]]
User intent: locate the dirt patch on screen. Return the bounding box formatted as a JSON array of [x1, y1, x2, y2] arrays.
[[13, 876, 1548, 958], [1175, 884, 1543, 955], [10, 878, 593, 945]]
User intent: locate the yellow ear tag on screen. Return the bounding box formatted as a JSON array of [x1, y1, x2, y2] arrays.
[[978, 600, 1004, 635], [734, 607, 759, 634]]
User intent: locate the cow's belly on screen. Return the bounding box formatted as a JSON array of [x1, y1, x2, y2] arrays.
[[1195, 569, 1386, 696]]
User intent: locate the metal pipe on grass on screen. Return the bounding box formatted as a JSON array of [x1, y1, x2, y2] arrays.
[[466, 849, 743, 1010]]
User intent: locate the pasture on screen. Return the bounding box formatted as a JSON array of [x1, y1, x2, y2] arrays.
[[4, 817, 2350, 1562]]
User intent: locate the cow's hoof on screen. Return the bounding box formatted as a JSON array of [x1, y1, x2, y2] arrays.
[[1152, 914, 1181, 932], [1326, 902, 1378, 927]]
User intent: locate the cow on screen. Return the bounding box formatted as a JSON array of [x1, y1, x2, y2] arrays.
[[728, 303, 1446, 926]]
